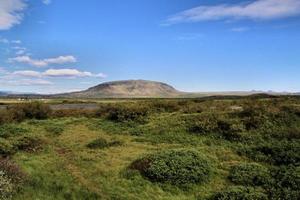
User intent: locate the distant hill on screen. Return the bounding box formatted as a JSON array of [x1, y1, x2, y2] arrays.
[[60, 80, 183, 98], [0, 92, 7, 96]]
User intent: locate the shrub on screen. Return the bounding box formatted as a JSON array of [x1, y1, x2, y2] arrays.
[[0, 171, 13, 200], [266, 166, 300, 199], [240, 140, 300, 166], [229, 163, 271, 186], [130, 150, 212, 185], [0, 124, 28, 138], [87, 138, 123, 149], [0, 139, 15, 156], [105, 104, 149, 123], [147, 100, 181, 113], [211, 186, 268, 200], [45, 124, 64, 135], [0, 158, 27, 184], [189, 114, 219, 134], [273, 166, 300, 190], [20, 102, 51, 120], [15, 136, 44, 152]]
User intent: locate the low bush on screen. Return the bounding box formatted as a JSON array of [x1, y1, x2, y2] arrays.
[[0, 158, 27, 184], [229, 163, 271, 186], [147, 100, 181, 113], [0, 139, 15, 156], [130, 150, 212, 185], [239, 140, 300, 166], [189, 114, 219, 134], [265, 166, 300, 199], [0, 170, 13, 200], [86, 138, 123, 149], [45, 124, 64, 135], [0, 102, 51, 125], [105, 104, 149, 123], [0, 124, 28, 138], [15, 136, 44, 152], [211, 186, 268, 200]]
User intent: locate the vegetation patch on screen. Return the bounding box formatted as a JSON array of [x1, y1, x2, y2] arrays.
[[130, 150, 212, 186], [44, 124, 64, 135], [15, 136, 44, 153], [0, 170, 13, 200], [86, 138, 123, 149], [211, 186, 268, 200], [0, 124, 28, 139], [229, 163, 271, 186]]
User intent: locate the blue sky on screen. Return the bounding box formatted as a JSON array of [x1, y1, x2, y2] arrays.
[[0, 0, 300, 93]]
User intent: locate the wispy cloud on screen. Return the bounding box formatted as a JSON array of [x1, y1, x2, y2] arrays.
[[0, 79, 53, 86], [9, 55, 77, 67], [42, 0, 51, 5], [10, 69, 107, 78], [230, 27, 250, 32], [0, 0, 27, 30], [43, 69, 106, 78], [175, 33, 203, 41], [0, 37, 9, 43], [165, 0, 300, 25]]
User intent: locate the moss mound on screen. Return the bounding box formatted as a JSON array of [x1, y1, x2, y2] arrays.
[[130, 150, 212, 185]]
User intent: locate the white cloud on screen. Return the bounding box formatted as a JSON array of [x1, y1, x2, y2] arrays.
[[10, 68, 106, 78], [42, 0, 51, 5], [230, 27, 250, 32], [9, 55, 77, 67], [43, 69, 105, 78], [165, 0, 300, 25], [0, 79, 53, 86], [175, 33, 203, 41], [12, 70, 41, 77], [11, 40, 21, 44], [0, 37, 9, 43], [0, 0, 27, 30], [15, 49, 26, 55], [0, 67, 7, 74]]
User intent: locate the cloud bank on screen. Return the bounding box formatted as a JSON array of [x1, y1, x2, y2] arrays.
[[0, 0, 27, 30], [165, 0, 300, 25], [9, 55, 77, 67], [11, 69, 107, 78]]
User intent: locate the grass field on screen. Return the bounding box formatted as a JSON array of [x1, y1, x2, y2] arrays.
[[0, 97, 299, 199]]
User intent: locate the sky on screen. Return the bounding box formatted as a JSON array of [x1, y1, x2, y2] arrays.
[[0, 0, 300, 94]]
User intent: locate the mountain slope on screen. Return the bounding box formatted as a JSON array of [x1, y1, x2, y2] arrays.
[[63, 80, 183, 98]]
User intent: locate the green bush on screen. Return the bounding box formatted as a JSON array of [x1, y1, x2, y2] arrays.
[[229, 163, 271, 186], [130, 150, 212, 185], [20, 102, 51, 120], [211, 186, 268, 200], [106, 104, 149, 123], [266, 166, 300, 200], [86, 138, 123, 149], [189, 114, 219, 134], [0, 171, 13, 200], [240, 140, 300, 166], [0, 158, 27, 184], [0, 139, 15, 156], [0, 124, 28, 138], [45, 124, 64, 135], [0, 102, 51, 124], [15, 136, 44, 152]]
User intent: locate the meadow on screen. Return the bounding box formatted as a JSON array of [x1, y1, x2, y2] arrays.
[[0, 96, 299, 200]]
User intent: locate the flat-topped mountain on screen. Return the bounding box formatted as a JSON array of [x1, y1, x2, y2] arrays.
[[64, 80, 183, 98]]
